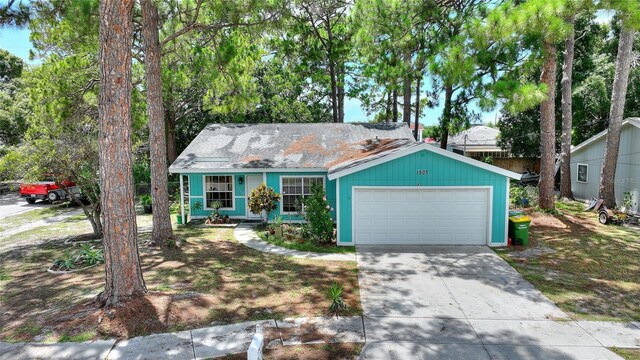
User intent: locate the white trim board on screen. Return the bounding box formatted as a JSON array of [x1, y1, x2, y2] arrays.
[[169, 167, 327, 174], [502, 177, 509, 247], [350, 186, 494, 246], [327, 143, 521, 181], [203, 174, 236, 211], [576, 163, 589, 183]]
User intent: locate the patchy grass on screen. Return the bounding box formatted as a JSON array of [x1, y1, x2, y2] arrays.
[[495, 200, 640, 321], [610, 347, 640, 360], [0, 225, 360, 342], [57, 330, 97, 343], [256, 227, 355, 254]]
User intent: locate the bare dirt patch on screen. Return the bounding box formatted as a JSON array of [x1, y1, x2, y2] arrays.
[[222, 343, 363, 360]]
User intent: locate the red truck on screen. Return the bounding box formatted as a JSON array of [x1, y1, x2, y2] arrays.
[[19, 176, 79, 204]]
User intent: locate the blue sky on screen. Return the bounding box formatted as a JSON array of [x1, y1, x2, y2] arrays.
[[3, 9, 617, 126]]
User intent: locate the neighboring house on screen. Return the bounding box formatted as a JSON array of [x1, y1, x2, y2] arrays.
[[570, 118, 640, 213], [170, 123, 520, 246], [409, 122, 424, 141], [447, 125, 539, 173]]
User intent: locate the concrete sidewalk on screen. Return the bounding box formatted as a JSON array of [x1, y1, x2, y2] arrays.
[[0, 316, 365, 360], [234, 223, 356, 262]]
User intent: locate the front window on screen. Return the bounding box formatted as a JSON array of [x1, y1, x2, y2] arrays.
[[577, 164, 588, 183], [282, 176, 324, 213], [204, 175, 233, 209]]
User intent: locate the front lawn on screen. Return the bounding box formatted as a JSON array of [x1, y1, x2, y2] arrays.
[[0, 222, 361, 342], [256, 225, 356, 254], [495, 200, 640, 322]]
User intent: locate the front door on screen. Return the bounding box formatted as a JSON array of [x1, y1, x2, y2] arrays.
[[246, 174, 263, 219]]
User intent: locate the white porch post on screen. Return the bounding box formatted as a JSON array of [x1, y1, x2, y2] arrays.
[[179, 174, 185, 224]]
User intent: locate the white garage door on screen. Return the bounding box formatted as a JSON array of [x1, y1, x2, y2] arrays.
[[353, 187, 490, 245]]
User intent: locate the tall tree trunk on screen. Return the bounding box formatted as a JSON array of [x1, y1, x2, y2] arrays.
[[329, 59, 339, 123], [439, 84, 453, 149], [142, 0, 174, 245], [414, 75, 421, 140], [539, 41, 558, 210], [165, 93, 177, 164], [560, 15, 575, 200], [385, 92, 391, 123], [392, 88, 398, 123], [599, 25, 635, 207], [337, 62, 345, 123], [98, 0, 146, 307], [403, 50, 412, 125]]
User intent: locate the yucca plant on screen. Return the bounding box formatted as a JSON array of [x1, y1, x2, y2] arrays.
[[53, 251, 78, 270], [327, 281, 347, 314], [78, 244, 105, 265]]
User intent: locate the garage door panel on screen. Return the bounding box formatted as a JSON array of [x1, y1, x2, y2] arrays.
[[354, 188, 490, 245]]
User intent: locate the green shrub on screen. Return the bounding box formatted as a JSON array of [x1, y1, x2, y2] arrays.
[[327, 281, 347, 314], [524, 186, 539, 207], [140, 194, 152, 206], [300, 184, 334, 244], [248, 183, 280, 223], [510, 184, 527, 206]]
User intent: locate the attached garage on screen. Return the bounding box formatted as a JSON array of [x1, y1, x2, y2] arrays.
[[328, 143, 521, 247], [352, 187, 491, 245]]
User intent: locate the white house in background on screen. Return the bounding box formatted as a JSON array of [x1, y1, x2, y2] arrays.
[[409, 122, 424, 141], [447, 125, 508, 158], [571, 117, 640, 213], [446, 125, 539, 174]]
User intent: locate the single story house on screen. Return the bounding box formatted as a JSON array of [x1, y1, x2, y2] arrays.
[[571, 118, 640, 213], [446, 125, 539, 174], [169, 123, 521, 246]]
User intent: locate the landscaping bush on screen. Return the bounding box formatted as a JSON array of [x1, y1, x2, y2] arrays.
[[248, 183, 280, 223], [300, 184, 334, 244], [509, 184, 528, 206]]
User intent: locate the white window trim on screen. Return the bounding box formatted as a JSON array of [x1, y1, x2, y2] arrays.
[[203, 174, 235, 210], [279, 175, 326, 215], [576, 163, 588, 183]]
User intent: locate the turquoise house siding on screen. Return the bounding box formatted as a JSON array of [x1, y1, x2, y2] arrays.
[[337, 149, 508, 245], [187, 171, 337, 221]]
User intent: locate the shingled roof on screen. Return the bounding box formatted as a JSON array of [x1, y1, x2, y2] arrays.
[[169, 123, 416, 172]]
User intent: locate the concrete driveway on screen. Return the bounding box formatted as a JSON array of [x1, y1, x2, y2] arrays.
[[356, 245, 622, 359]]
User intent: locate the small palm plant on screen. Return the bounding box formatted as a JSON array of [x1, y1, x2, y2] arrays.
[[327, 281, 347, 315]]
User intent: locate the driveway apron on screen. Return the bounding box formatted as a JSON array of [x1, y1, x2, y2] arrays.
[[356, 245, 622, 359]]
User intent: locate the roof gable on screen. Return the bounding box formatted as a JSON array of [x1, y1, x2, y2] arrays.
[[327, 143, 521, 180], [571, 118, 640, 154]]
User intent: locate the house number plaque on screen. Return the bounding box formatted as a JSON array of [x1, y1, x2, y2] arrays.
[[416, 169, 429, 175]]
